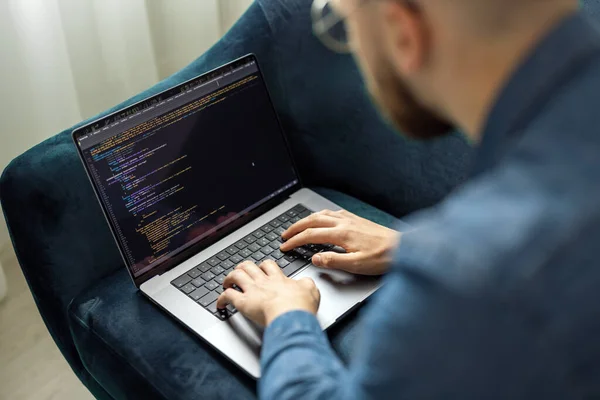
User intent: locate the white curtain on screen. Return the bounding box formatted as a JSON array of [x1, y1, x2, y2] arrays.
[[0, 0, 253, 249]]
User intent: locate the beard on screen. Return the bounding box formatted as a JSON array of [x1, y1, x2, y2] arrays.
[[368, 59, 454, 140]]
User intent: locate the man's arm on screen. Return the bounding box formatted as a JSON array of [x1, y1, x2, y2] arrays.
[[258, 265, 565, 400], [259, 311, 353, 399]]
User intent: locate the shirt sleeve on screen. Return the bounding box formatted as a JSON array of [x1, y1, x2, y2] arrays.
[[259, 310, 351, 400], [259, 263, 566, 400]]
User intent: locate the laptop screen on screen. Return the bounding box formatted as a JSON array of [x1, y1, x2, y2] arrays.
[[74, 56, 298, 278]]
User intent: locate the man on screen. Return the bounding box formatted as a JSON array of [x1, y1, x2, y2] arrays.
[[218, 0, 600, 398]]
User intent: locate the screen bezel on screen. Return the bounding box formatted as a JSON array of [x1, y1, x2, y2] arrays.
[[72, 54, 302, 287]]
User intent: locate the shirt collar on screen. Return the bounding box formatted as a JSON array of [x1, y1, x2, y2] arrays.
[[472, 12, 600, 177]]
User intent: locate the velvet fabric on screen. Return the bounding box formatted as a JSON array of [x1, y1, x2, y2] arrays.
[[4, 0, 593, 398]]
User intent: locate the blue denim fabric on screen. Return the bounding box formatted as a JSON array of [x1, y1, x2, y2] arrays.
[[259, 12, 600, 400]]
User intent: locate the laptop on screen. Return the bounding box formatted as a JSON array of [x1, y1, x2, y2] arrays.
[[72, 54, 380, 378]]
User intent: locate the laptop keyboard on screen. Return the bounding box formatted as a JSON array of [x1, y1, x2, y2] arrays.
[[171, 204, 333, 320]]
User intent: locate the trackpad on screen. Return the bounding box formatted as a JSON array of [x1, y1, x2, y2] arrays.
[[317, 269, 363, 285], [294, 265, 380, 329], [227, 313, 264, 350]]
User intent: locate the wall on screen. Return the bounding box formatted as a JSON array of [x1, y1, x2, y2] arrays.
[[0, 0, 253, 251], [145, 0, 221, 79], [0, 219, 7, 253], [219, 0, 255, 36]]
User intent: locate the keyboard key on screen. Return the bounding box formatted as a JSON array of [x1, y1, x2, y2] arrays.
[[271, 238, 284, 247], [282, 259, 310, 277], [171, 274, 192, 288], [290, 216, 300, 223], [244, 235, 257, 244], [252, 251, 266, 261], [211, 265, 225, 275], [270, 220, 282, 228], [204, 280, 219, 291], [248, 243, 261, 252], [265, 232, 279, 241], [274, 227, 286, 235], [253, 230, 266, 238], [261, 225, 274, 233], [226, 246, 238, 255], [215, 308, 231, 320], [270, 249, 285, 259], [191, 277, 206, 287], [217, 252, 229, 261], [199, 291, 219, 307], [215, 286, 224, 295], [235, 240, 247, 249], [282, 222, 293, 229], [220, 259, 234, 269], [181, 283, 196, 294], [293, 204, 307, 212], [262, 245, 275, 254], [278, 214, 290, 222], [188, 268, 202, 279], [296, 247, 308, 255], [229, 254, 243, 264], [239, 248, 252, 258], [256, 238, 270, 247], [201, 271, 216, 281], [206, 300, 219, 314], [215, 274, 226, 285], [207, 257, 220, 267], [226, 304, 237, 313], [286, 210, 298, 217], [299, 210, 311, 218], [284, 254, 299, 262], [198, 262, 212, 272], [189, 287, 209, 301], [277, 258, 290, 268]]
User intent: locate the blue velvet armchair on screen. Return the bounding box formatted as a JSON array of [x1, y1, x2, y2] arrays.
[[13, 0, 592, 398]]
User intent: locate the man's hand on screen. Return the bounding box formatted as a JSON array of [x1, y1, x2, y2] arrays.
[[216, 260, 321, 326], [280, 209, 401, 275]]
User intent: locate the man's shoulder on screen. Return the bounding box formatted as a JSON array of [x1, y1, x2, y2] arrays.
[[395, 136, 600, 298], [529, 52, 600, 143]]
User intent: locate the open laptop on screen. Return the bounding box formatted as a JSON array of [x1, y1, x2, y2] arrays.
[[72, 54, 380, 378]]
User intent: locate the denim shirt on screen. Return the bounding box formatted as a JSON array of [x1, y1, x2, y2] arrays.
[[260, 13, 600, 400]]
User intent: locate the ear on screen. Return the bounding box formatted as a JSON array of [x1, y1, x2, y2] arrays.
[[382, 1, 428, 75]]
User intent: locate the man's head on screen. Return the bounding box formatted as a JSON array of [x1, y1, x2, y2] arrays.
[[325, 0, 578, 141]]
